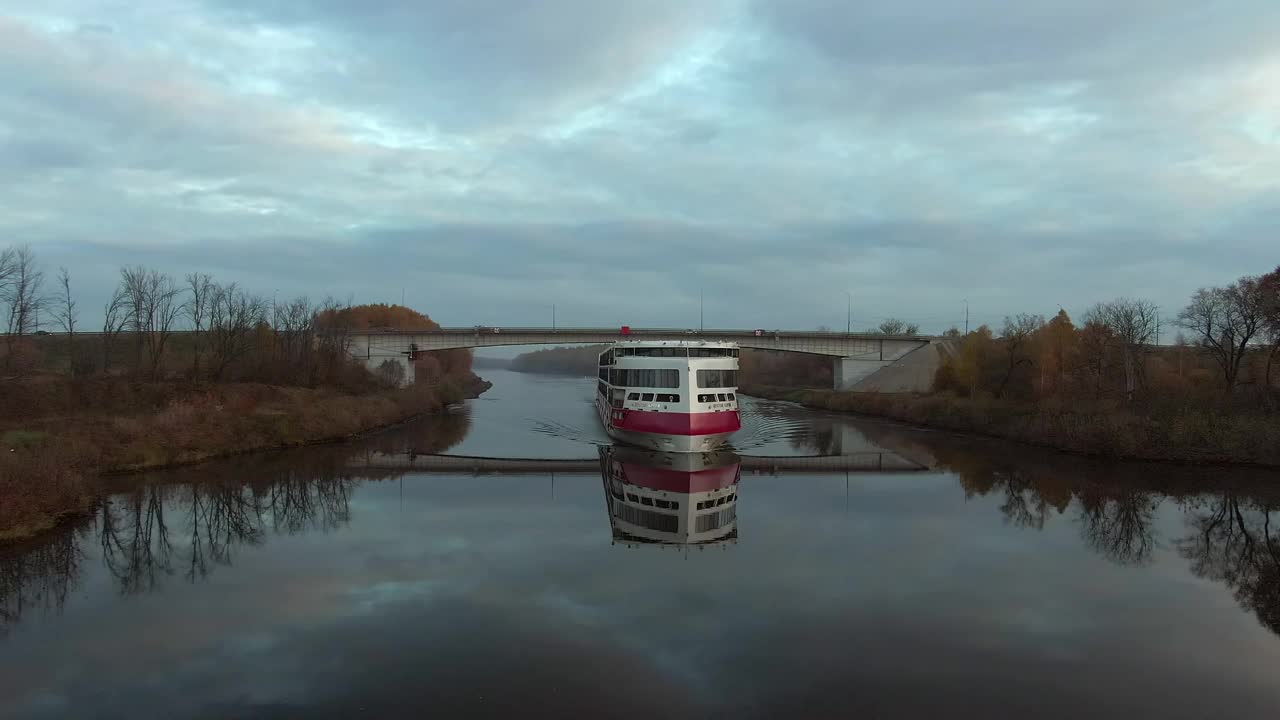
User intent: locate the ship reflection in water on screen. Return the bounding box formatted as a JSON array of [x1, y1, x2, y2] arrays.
[[599, 445, 740, 547]]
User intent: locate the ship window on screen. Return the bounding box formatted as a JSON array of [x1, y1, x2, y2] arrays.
[[655, 499, 671, 509], [727, 393, 736, 401], [628, 393, 640, 400], [717, 393, 727, 402], [696, 369, 738, 388], [656, 394, 679, 402], [627, 493, 639, 502], [640, 393, 653, 401], [641, 496, 654, 506], [670, 501, 679, 510], [611, 368, 679, 388], [689, 347, 736, 357], [635, 347, 688, 357]]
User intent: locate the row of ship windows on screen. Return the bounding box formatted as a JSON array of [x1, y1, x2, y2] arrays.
[[627, 392, 681, 403], [599, 347, 740, 364], [596, 368, 682, 388], [626, 492, 680, 510], [594, 368, 739, 389], [598, 382, 737, 405], [697, 393, 736, 403], [695, 492, 737, 510], [609, 484, 683, 509]]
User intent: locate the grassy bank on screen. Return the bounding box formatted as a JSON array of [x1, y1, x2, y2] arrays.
[[742, 384, 1280, 467], [0, 377, 485, 543]]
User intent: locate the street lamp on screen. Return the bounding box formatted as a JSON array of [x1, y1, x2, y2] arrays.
[[845, 292, 852, 334]]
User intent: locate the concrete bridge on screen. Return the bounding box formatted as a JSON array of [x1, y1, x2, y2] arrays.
[[348, 327, 946, 392], [347, 451, 931, 475]]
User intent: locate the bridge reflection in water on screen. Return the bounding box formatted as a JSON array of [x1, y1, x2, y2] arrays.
[[346, 446, 933, 549], [344, 449, 930, 475]]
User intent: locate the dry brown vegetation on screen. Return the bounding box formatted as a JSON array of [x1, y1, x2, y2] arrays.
[[1, 245, 489, 543], [0, 379, 469, 542], [742, 385, 1280, 466]]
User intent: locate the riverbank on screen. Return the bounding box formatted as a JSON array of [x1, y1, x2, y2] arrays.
[[741, 384, 1280, 467], [0, 376, 491, 543]]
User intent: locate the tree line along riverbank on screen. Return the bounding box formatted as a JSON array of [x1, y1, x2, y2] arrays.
[[743, 265, 1280, 467], [740, 385, 1280, 467], [1, 245, 489, 543]]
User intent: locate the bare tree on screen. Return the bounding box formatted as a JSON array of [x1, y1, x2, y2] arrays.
[[996, 313, 1043, 398], [2, 246, 45, 371], [1088, 298, 1158, 400], [48, 267, 78, 374], [375, 358, 406, 388], [207, 282, 266, 380], [185, 272, 214, 376], [50, 266, 76, 335], [314, 296, 355, 385], [1261, 267, 1280, 388], [1178, 277, 1268, 390], [276, 296, 315, 378], [119, 267, 185, 379], [0, 246, 16, 304], [101, 286, 128, 373], [876, 318, 921, 335]]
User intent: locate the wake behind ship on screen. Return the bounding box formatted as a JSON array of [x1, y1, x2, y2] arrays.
[[595, 339, 741, 452]]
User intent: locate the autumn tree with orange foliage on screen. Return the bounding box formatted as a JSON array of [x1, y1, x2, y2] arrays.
[[318, 303, 474, 384]]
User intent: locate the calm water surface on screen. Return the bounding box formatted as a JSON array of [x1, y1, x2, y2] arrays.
[[2, 369, 1279, 718]]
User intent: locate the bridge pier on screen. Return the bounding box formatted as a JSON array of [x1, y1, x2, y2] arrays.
[[364, 354, 414, 388], [833, 357, 892, 390]]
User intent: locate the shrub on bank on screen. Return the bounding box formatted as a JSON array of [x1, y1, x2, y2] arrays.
[[0, 439, 94, 542], [742, 384, 1280, 466]]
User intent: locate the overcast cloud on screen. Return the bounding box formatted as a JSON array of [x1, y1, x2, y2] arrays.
[[1, 1, 1277, 331]]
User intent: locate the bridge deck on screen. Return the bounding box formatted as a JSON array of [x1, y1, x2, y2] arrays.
[[350, 326, 937, 361]]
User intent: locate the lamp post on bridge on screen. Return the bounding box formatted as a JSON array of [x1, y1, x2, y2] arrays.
[[845, 292, 851, 335]]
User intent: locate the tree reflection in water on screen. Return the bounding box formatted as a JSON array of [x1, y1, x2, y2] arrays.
[[0, 525, 88, 638], [1077, 487, 1161, 566], [1176, 496, 1280, 634], [857, 419, 1280, 634], [1, 409, 470, 634]]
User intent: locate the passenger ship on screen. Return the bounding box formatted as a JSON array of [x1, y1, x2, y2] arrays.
[[595, 339, 741, 452], [599, 445, 739, 546]]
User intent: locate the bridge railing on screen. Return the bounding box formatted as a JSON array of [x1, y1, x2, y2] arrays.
[[353, 327, 940, 342]]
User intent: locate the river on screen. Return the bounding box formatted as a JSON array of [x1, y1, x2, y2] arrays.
[[2, 369, 1279, 718]]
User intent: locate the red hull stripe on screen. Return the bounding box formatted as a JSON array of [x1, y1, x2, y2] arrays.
[[615, 410, 741, 436]]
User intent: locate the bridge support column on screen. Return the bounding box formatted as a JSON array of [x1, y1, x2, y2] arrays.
[[365, 355, 414, 388], [833, 357, 891, 391]]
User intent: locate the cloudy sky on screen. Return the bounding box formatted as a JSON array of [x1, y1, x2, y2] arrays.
[[1, 1, 1277, 332]]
